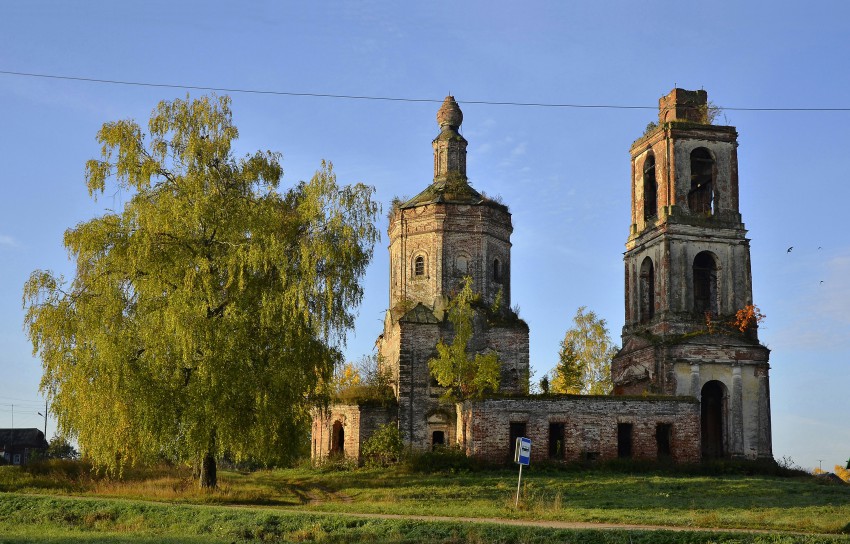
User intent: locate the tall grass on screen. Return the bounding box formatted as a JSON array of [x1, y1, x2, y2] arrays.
[[2, 459, 849, 536], [1, 493, 846, 543]]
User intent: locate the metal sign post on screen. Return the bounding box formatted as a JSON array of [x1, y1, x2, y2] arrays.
[[514, 437, 531, 507]]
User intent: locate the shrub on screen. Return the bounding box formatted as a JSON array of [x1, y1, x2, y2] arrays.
[[23, 458, 94, 480], [312, 454, 358, 473], [360, 423, 405, 467], [405, 445, 482, 473], [45, 436, 80, 460]]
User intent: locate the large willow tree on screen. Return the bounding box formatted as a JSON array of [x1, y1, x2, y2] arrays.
[[23, 95, 379, 487]]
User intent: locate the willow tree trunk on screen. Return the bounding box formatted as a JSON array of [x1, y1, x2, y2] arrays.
[[199, 451, 217, 489]]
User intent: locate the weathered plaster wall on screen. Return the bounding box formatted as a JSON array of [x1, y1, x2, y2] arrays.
[[613, 334, 771, 460]]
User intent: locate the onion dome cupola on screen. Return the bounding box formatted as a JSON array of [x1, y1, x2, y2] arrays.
[[403, 96, 483, 207], [434, 95, 467, 181]]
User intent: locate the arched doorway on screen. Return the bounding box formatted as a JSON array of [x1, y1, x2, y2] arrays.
[[427, 411, 453, 450], [331, 421, 344, 455], [701, 380, 726, 459]]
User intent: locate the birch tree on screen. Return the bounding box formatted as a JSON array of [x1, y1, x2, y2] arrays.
[[550, 306, 617, 395], [428, 277, 501, 447]]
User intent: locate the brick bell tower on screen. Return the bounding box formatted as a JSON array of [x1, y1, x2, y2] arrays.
[[378, 96, 529, 450], [611, 89, 772, 461]]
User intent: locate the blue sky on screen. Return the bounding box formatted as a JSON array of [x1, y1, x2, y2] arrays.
[[1, 1, 847, 471]]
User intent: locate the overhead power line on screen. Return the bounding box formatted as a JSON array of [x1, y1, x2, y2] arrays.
[[0, 396, 46, 405], [2, 70, 850, 112]]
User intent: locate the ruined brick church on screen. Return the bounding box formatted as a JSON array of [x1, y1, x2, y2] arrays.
[[312, 88, 773, 464]]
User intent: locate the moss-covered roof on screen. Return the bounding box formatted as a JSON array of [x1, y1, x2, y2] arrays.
[[400, 174, 506, 210]]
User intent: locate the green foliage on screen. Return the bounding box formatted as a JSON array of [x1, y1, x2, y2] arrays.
[[310, 454, 359, 473], [22, 95, 379, 487], [551, 306, 618, 395], [45, 436, 79, 460], [360, 423, 405, 467], [538, 375, 550, 394], [551, 339, 583, 394], [428, 277, 501, 404], [387, 195, 408, 222], [332, 354, 395, 405], [490, 286, 502, 315], [405, 445, 483, 473]]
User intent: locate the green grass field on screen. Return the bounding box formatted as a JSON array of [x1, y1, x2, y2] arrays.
[[1, 461, 849, 543]]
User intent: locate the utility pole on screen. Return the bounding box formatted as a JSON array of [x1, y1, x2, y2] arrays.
[[37, 397, 48, 439]]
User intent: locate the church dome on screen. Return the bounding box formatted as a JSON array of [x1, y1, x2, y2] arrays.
[[436, 96, 463, 130]]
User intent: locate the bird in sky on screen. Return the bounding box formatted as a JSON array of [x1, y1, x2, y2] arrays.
[[787, 246, 793, 253]]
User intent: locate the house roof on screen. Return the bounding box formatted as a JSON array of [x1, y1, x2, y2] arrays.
[[0, 428, 48, 449]]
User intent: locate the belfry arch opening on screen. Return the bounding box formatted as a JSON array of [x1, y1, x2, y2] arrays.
[[414, 255, 425, 277], [693, 251, 719, 315], [639, 257, 655, 323], [689, 147, 714, 214], [493, 258, 502, 282], [701, 380, 727, 459], [643, 153, 657, 221]]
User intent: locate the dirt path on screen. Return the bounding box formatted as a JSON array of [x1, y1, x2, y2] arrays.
[[289, 483, 353, 505]]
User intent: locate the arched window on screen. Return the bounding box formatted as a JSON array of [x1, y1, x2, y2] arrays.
[[456, 255, 468, 275], [643, 153, 657, 221], [639, 257, 655, 323], [693, 252, 718, 315], [493, 258, 502, 282], [414, 255, 425, 277], [689, 148, 714, 214]]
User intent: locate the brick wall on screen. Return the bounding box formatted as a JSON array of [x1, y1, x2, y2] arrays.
[[312, 404, 395, 462], [462, 396, 700, 465], [388, 202, 513, 311]]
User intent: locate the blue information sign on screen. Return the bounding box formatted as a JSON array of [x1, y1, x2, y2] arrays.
[[515, 437, 531, 466]]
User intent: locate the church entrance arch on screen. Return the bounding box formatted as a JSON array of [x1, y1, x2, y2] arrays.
[[331, 421, 345, 455], [701, 380, 727, 459]]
